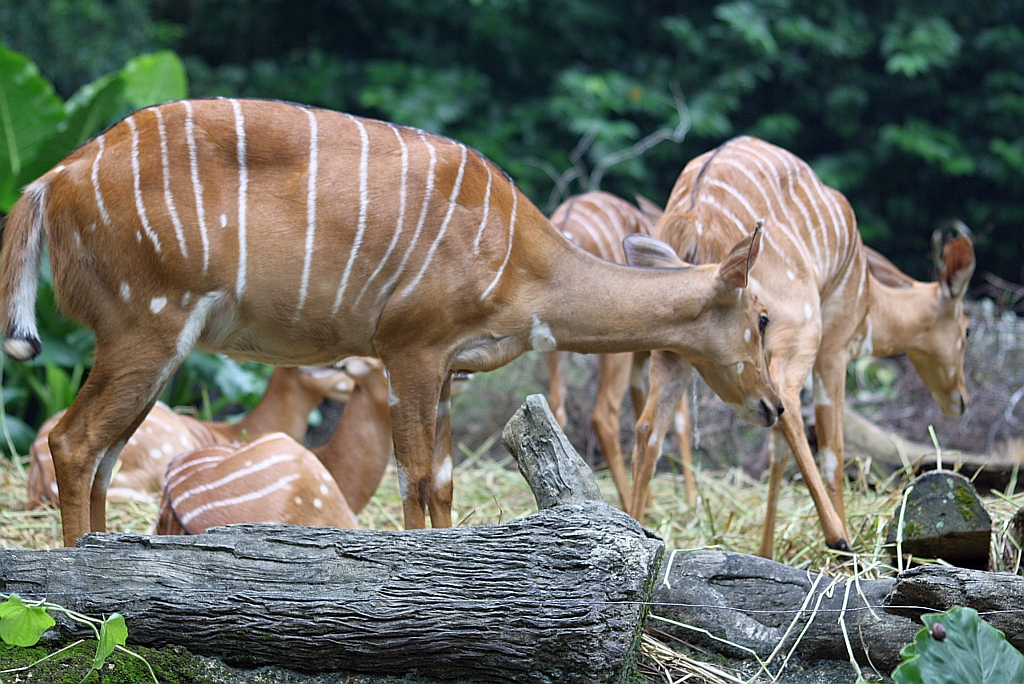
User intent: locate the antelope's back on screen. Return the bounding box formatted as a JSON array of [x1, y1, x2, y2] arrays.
[[660, 136, 862, 291], [550, 192, 654, 265], [35, 99, 554, 363]]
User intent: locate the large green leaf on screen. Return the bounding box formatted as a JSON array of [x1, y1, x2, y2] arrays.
[[122, 50, 188, 110], [13, 71, 126, 192], [892, 606, 1024, 684], [0, 594, 56, 647], [0, 44, 64, 210], [91, 613, 128, 673]]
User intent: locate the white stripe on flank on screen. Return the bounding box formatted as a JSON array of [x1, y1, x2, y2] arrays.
[[231, 100, 248, 300], [332, 115, 371, 314], [379, 130, 437, 302], [126, 116, 162, 254], [569, 212, 612, 261], [471, 157, 493, 256], [480, 175, 518, 301], [165, 454, 229, 484], [734, 146, 812, 263], [180, 473, 301, 525], [356, 124, 408, 306], [91, 135, 112, 226], [296, 108, 319, 316], [154, 108, 188, 259], [184, 101, 211, 273], [175, 452, 296, 506], [400, 143, 468, 299], [702, 195, 746, 234], [573, 205, 618, 261]]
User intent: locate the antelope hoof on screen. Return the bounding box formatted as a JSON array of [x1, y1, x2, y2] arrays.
[[828, 538, 853, 553]]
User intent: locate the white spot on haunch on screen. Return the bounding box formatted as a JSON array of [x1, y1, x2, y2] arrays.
[[737, 361, 745, 374], [956, 338, 963, 350], [313, 498, 323, 509], [50, 482, 59, 495], [150, 297, 167, 314], [120, 282, 131, 301], [647, 430, 659, 447], [786, 270, 795, 280], [220, 214, 227, 228], [530, 315, 557, 352], [245, 460, 253, 468], [319, 483, 329, 495], [162, 443, 174, 454], [180, 435, 190, 446], [182, 291, 191, 307], [149, 448, 161, 459], [53, 165, 65, 174], [294, 497, 303, 506], [744, 328, 751, 343], [804, 303, 813, 320], [136, 231, 142, 242]]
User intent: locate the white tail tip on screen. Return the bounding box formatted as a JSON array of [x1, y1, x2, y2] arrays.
[[3, 337, 40, 361]]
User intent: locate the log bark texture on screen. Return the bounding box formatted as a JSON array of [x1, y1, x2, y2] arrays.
[[502, 394, 605, 508], [1, 506, 662, 684], [886, 564, 1024, 650], [649, 550, 920, 672]]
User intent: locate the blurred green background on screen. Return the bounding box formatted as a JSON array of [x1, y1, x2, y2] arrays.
[[0, 0, 1022, 456]]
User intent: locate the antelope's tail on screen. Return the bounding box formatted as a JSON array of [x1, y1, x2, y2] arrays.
[[0, 181, 46, 361]]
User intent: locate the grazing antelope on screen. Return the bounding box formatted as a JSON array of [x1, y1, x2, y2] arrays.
[[544, 191, 692, 507], [26, 365, 354, 508], [629, 136, 974, 556], [156, 357, 390, 534], [0, 99, 782, 546]]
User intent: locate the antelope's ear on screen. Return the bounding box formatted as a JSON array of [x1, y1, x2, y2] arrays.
[[939, 234, 976, 299], [634, 194, 664, 225], [715, 220, 763, 291], [623, 234, 686, 268]]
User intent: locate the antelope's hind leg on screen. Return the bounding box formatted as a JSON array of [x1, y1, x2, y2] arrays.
[[48, 303, 204, 546]]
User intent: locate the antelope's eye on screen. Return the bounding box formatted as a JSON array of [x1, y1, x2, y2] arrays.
[[965, 326, 971, 339], [758, 314, 770, 336]]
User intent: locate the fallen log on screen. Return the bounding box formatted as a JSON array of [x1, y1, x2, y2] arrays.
[[0, 395, 663, 684], [650, 550, 1024, 672], [649, 549, 919, 672], [842, 408, 1021, 493]]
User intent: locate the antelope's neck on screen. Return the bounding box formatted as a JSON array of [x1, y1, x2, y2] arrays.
[[313, 387, 392, 514], [527, 241, 715, 357], [856, 275, 939, 358]]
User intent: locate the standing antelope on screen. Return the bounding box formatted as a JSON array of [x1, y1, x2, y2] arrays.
[[0, 99, 782, 546], [156, 357, 390, 534], [544, 191, 692, 507], [26, 365, 353, 508], [629, 136, 974, 556]]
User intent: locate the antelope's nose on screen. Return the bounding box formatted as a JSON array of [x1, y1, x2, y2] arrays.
[[759, 399, 782, 427]]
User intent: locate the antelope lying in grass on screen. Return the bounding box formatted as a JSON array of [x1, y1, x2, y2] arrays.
[[26, 366, 352, 508], [0, 99, 781, 545], [156, 357, 391, 533], [544, 191, 690, 507], [629, 136, 975, 556]]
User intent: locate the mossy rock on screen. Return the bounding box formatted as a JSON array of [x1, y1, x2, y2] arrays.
[[886, 470, 991, 568]]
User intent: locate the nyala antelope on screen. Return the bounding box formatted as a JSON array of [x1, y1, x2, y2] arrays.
[[1, 99, 782, 546], [630, 136, 974, 556]]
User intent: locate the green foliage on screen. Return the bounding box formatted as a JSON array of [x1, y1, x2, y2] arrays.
[[0, 594, 55, 647], [0, 593, 156, 683], [892, 606, 1024, 684]]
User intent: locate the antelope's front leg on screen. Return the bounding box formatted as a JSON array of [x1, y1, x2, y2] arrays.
[[429, 374, 454, 527], [592, 352, 634, 509], [812, 356, 849, 531], [385, 355, 448, 529], [630, 351, 692, 521], [545, 351, 570, 428]]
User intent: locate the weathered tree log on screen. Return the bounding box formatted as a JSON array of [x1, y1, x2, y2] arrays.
[[0, 395, 663, 684], [843, 408, 1020, 492], [648, 549, 919, 672], [885, 564, 1024, 650], [502, 393, 605, 508]]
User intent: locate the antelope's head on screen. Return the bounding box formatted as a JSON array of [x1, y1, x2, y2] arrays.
[[297, 365, 356, 403], [624, 221, 784, 427], [907, 230, 976, 418]]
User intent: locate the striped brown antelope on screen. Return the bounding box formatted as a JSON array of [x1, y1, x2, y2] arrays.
[[26, 365, 354, 508], [0, 99, 783, 546], [156, 357, 390, 534], [545, 191, 693, 508], [629, 136, 974, 556]]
